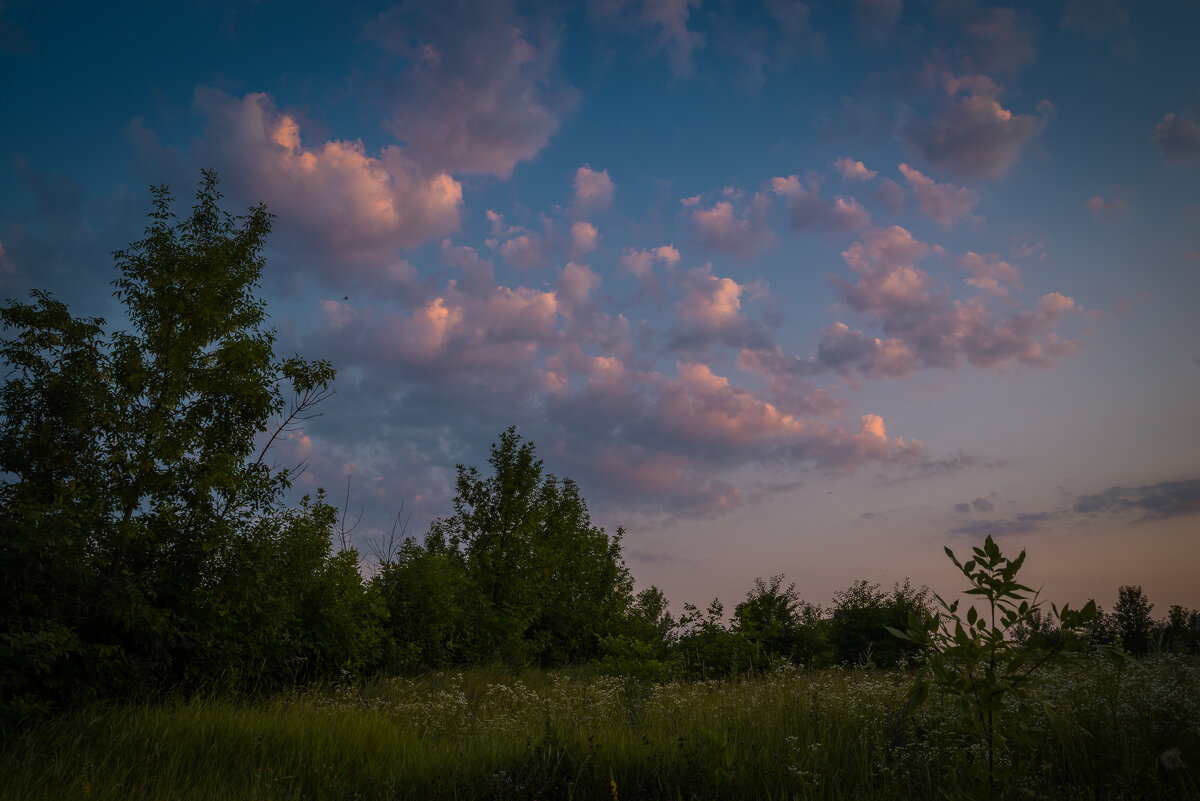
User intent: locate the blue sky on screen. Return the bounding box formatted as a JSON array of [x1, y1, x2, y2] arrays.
[[2, 0, 1198, 613]]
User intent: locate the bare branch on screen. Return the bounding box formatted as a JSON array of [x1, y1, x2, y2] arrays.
[[368, 498, 411, 569], [334, 472, 363, 553]]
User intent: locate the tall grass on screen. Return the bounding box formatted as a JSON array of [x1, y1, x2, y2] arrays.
[[2, 655, 1196, 800]]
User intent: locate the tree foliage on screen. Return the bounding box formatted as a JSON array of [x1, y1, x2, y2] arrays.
[[0, 172, 375, 718], [375, 427, 634, 668]]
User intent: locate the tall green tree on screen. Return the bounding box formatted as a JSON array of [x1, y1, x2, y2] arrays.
[[419, 427, 634, 665], [0, 172, 372, 715]]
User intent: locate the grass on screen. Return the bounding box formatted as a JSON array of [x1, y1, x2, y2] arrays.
[[1, 655, 1197, 800]]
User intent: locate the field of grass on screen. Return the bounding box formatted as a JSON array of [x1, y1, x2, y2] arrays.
[[2, 654, 1197, 800]]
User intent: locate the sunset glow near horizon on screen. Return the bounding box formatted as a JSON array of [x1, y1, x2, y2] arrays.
[[1, 1, 1197, 614]]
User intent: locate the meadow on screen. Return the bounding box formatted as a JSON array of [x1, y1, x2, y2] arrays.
[[2, 653, 1196, 801]]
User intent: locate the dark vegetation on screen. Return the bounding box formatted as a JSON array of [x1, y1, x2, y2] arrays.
[[1, 176, 1197, 798]]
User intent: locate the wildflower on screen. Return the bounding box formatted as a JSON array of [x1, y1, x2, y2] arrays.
[[1160, 747, 1185, 771]]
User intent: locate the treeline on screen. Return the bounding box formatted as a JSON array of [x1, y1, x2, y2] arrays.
[[2, 175, 1196, 725]]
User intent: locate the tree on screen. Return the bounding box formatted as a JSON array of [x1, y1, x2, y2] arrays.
[[829, 578, 929, 667], [416, 427, 634, 665], [1164, 605, 1199, 654], [1113, 584, 1154, 656], [0, 172, 368, 715], [372, 534, 480, 671], [734, 575, 829, 667]]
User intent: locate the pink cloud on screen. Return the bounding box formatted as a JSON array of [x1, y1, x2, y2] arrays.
[[669, 266, 772, 351], [367, 2, 576, 178], [957, 251, 1021, 299], [556, 262, 602, 317], [370, 285, 559, 374], [655, 361, 804, 447], [185, 88, 462, 269], [676, 271, 743, 331], [1085, 188, 1132, 219], [552, 440, 749, 518], [734, 346, 850, 415], [621, 244, 680, 298], [814, 321, 918, 378], [771, 175, 872, 232], [831, 197, 873, 231], [902, 73, 1050, 181], [826, 226, 1085, 373], [898, 163, 980, 227], [1151, 113, 1200, 163], [570, 221, 600, 257], [691, 193, 776, 255], [574, 165, 616, 209], [498, 232, 545, 269], [440, 240, 496, 298], [833, 157, 878, 180]]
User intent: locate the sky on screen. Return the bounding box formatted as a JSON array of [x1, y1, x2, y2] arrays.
[[2, 0, 1198, 615]]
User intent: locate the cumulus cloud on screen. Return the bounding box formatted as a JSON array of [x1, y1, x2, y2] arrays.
[[643, 362, 920, 472], [573, 165, 616, 210], [898, 163, 979, 227], [570, 221, 600, 257], [827, 226, 1084, 375], [440, 240, 496, 298], [813, 322, 917, 378], [1085, 187, 1133, 219], [733, 348, 847, 417], [902, 73, 1050, 181], [498, 232, 546, 270], [367, 0, 576, 177], [1151, 112, 1200, 164], [957, 252, 1021, 299], [590, 0, 705, 78], [770, 175, 872, 232], [670, 267, 772, 351], [314, 287, 926, 520], [620, 244, 680, 298], [691, 192, 776, 255], [556, 262, 602, 318], [833, 157, 878, 181], [168, 88, 464, 272]]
